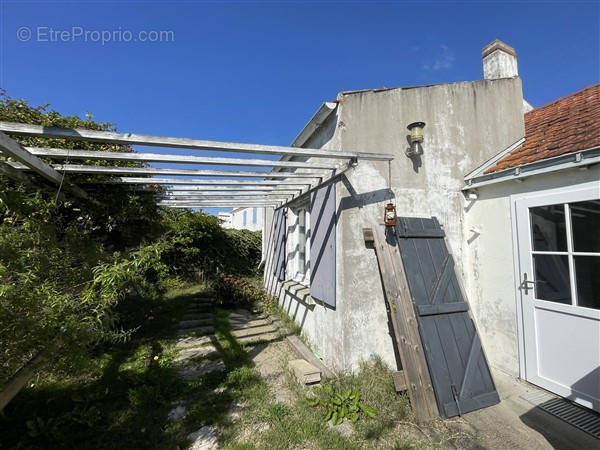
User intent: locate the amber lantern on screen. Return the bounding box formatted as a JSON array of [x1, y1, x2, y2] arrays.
[[384, 203, 397, 227]]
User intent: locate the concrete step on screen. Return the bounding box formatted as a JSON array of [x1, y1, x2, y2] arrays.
[[176, 336, 213, 349], [177, 326, 215, 337], [180, 319, 213, 329], [183, 313, 213, 321], [289, 359, 321, 384], [231, 325, 278, 339], [229, 318, 272, 329], [237, 332, 280, 345], [175, 345, 219, 363], [187, 306, 212, 314], [179, 359, 225, 380]]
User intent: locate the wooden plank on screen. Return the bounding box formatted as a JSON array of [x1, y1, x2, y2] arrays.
[[8, 162, 321, 179], [27, 147, 339, 170], [416, 302, 470, 316], [286, 335, 335, 379], [104, 177, 311, 186], [0, 121, 394, 161], [393, 370, 408, 392], [363, 227, 439, 422], [0, 131, 62, 184]]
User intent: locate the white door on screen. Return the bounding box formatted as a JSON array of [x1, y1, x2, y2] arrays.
[[515, 182, 600, 412]]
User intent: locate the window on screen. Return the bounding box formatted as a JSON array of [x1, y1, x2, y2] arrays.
[[291, 204, 310, 284], [242, 210, 247, 227], [529, 200, 600, 310], [252, 207, 257, 225]]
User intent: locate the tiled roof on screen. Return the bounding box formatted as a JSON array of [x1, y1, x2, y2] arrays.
[[485, 84, 600, 173]]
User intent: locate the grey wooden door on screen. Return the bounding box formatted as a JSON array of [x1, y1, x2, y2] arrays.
[[395, 217, 499, 417]]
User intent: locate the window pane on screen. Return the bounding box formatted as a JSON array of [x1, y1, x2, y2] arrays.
[[533, 254, 571, 304], [530, 205, 567, 251], [574, 256, 600, 310], [570, 200, 600, 253]]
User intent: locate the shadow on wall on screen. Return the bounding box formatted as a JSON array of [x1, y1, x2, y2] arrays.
[[339, 175, 395, 212]]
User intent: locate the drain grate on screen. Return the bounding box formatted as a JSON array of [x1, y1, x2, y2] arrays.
[[520, 390, 600, 440]]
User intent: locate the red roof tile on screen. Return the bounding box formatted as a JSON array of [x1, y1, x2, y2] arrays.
[[485, 84, 600, 173]]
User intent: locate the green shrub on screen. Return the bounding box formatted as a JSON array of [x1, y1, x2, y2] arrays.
[[307, 385, 377, 425]]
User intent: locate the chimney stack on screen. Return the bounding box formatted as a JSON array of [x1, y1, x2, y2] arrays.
[[482, 40, 518, 80]]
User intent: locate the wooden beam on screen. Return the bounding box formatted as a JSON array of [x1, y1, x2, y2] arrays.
[[0, 121, 394, 161], [102, 177, 311, 186], [0, 132, 63, 184], [8, 162, 321, 179], [364, 227, 439, 422], [26, 147, 339, 170]]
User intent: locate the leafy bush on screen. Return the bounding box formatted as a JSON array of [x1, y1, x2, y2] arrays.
[[216, 275, 266, 308], [307, 385, 377, 425]]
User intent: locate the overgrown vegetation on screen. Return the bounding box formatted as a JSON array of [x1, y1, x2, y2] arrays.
[[307, 385, 377, 425], [0, 93, 261, 398]]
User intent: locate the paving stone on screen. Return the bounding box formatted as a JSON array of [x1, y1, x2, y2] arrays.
[[327, 420, 355, 438], [177, 326, 215, 337], [289, 359, 321, 384], [187, 305, 212, 313], [167, 403, 187, 421], [179, 359, 226, 380], [229, 318, 272, 329], [183, 313, 213, 321], [175, 345, 219, 363], [187, 426, 218, 450], [180, 319, 213, 329], [175, 336, 213, 349], [237, 332, 280, 345], [231, 325, 277, 338]]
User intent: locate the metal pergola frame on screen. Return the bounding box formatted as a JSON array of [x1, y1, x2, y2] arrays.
[[0, 121, 394, 209]]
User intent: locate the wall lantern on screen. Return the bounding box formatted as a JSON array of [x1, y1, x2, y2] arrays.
[[406, 121, 426, 157], [384, 202, 397, 227]]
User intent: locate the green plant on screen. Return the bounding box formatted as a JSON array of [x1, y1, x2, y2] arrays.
[[307, 385, 377, 425]]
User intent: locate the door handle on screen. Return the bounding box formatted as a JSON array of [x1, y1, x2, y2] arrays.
[[520, 272, 535, 295]]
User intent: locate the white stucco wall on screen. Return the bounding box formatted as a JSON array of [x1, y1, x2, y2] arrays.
[[229, 207, 264, 231], [264, 77, 528, 373]]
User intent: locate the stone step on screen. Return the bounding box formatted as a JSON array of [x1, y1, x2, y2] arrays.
[[229, 318, 272, 329], [231, 325, 278, 339], [179, 359, 225, 380], [180, 319, 213, 329], [237, 332, 280, 345], [187, 306, 212, 314], [289, 359, 321, 384], [176, 336, 213, 349], [177, 326, 215, 337], [228, 313, 267, 322], [175, 345, 219, 363], [183, 313, 212, 321]]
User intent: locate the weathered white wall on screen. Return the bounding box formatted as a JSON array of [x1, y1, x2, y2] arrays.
[[264, 77, 527, 374], [464, 166, 600, 377]]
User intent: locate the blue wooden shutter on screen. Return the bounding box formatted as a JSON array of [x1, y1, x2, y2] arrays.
[[310, 183, 336, 307], [272, 207, 286, 281], [396, 217, 500, 417]]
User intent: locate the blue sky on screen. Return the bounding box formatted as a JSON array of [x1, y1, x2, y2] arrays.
[[1, 0, 599, 214]]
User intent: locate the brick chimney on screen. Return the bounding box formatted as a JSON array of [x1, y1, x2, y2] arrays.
[[482, 39, 518, 79]]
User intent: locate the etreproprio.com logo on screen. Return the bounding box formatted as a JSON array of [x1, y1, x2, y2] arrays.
[[16, 26, 175, 45]]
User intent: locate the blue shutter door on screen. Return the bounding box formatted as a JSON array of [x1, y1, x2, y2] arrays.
[[272, 207, 286, 281], [310, 183, 336, 307]]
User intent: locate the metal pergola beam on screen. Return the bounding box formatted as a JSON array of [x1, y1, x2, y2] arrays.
[[159, 189, 300, 195], [27, 147, 340, 170], [8, 162, 322, 179], [103, 177, 312, 186], [0, 121, 394, 161], [158, 194, 289, 200]]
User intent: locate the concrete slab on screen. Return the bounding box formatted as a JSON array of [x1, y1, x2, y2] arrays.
[[231, 325, 277, 338], [229, 318, 272, 329], [289, 359, 321, 384], [458, 369, 600, 449], [175, 345, 219, 363], [179, 359, 225, 380], [177, 326, 215, 337], [183, 313, 213, 321], [238, 332, 279, 345], [187, 426, 218, 450], [167, 403, 187, 421], [176, 336, 213, 349], [179, 319, 213, 329], [187, 305, 212, 313]]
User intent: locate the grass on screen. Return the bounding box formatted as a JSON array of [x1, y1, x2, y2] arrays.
[[1, 279, 471, 449]]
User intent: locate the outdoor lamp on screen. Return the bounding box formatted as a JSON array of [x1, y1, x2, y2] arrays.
[[406, 121, 426, 157], [384, 202, 397, 227]]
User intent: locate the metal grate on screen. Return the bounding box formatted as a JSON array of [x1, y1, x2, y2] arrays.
[[521, 389, 600, 440]]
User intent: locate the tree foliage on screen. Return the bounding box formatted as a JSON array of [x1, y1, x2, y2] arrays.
[[0, 94, 262, 387]]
